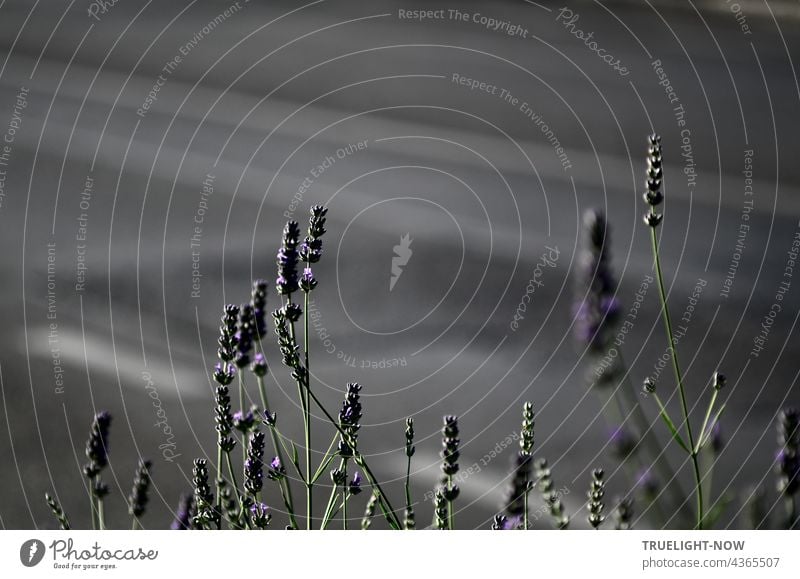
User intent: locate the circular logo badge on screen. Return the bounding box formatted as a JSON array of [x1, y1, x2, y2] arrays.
[[20, 539, 46, 567]]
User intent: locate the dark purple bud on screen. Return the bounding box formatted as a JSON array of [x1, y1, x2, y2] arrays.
[[349, 471, 363, 496], [300, 267, 317, 293], [610, 426, 637, 459], [250, 352, 268, 377], [213, 362, 236, 386]]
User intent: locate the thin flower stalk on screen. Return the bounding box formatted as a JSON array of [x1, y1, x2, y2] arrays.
[[404, 417, 416, 529], [642, 134, 705, 529], [440, 415, 461, 530]]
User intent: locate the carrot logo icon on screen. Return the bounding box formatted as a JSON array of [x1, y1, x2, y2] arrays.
[[390, 234, 413, 291], [19, 539, 45, 567]]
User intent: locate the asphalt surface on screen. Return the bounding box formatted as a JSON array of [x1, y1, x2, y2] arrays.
[[0, 0, 798, 530]]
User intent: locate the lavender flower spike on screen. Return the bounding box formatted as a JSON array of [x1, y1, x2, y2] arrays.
[[170, 494, 194, 530], [127, 458, 153, 519], [338, 382, 363, 458], [84, 411, 112, 504], [250, 279, 269, 339], [235, 303, 256, 368], [244, 431, 265, 497], [250, 502, 272, 529], [643, 134, 664, 227], [573, 208, 620, 356], [276, 221, 301, 295], [587, 468, 606, 529], [299, 205, 328, 264]]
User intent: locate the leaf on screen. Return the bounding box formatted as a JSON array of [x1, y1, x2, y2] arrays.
[[653, 395, 690, 453]]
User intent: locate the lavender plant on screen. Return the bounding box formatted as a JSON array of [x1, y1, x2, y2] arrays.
[[438, 415, 461, 530], [127, 459, 152, 529], [534, 458, 569, 529], [403, 417, 416, 530], [41, 202, 795, 532], [587, 468, 606, 529], [84, 411, 111, 530], [573, 207, 683, 524], [641, 134, 729, 529], [503, 402, 534, 528]]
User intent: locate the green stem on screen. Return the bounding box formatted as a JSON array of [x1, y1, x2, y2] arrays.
[[302, 383, 401, 528], [404, 453, 413, 523], [285, 293, 311, 528], [320, 458, 346, 529], [224, 452, 243, 507], [303, 290, 312, 530], [87, 477, 97, 530], [650, 227, 704, 529], [696, 389, 719, 455], [595, 385, 673, 526], [216, 445, 223, 514], [523, 490, 529, 530], [97, 497, 105, 531], [342, 461, 348, 530], [447, 474, 454, 530], [239, 371, 246, 415], [256, 375, 298, 529], [617, 351, 690, 521], [311, 434, 340, 484]]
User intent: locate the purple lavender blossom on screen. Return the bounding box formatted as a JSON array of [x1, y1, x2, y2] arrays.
[[610, 425, 637, 459], [250, 279, 269, 339], [213, 362, 235, 386], [244, 431, 265, 496], [573, 209, 621, 355], [127, 459, 152, 519], [250, 352, 268, 377], [276, 221, 301, 295], [299, 267, 317, 293], [233, 408, 256, 434], [337, 383, 363, 457], [504, 515, 522, 530], [170, 494, 194, 530], [299, 205, 327, 264], [349, 471, 362, 496], [250, 502, 272, 529], [217, 305, 240, 363], [84, 411, 112, 479], [235, 304, 256, 368], [262, 408, 277, 428], [267, 456, 286, 481]]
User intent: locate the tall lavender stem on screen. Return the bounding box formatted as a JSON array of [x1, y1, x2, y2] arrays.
[[643, 133, 704, 529]]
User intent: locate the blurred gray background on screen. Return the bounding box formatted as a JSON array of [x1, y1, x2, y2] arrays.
[[0, 0, 798, 530]]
